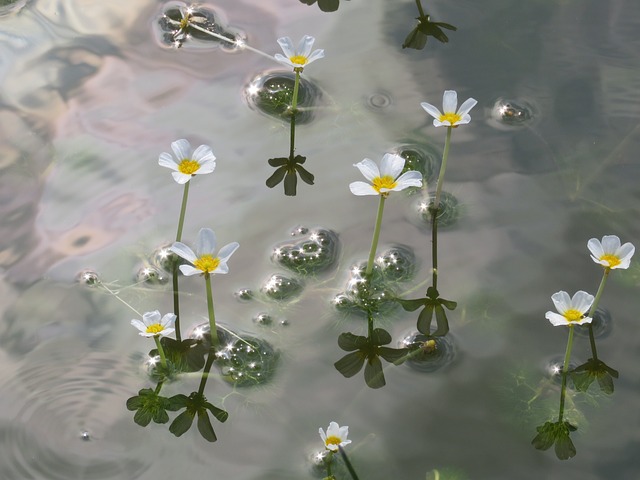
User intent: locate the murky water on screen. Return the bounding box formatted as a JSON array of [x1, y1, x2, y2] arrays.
[[1, 0, 640, 478]]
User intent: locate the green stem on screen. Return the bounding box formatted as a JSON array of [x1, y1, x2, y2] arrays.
[[197, 345, 217, 396], [154, 335, 168, 368], [325, 451, 334, 478], [172, 181, 190, 343], [154, 380, 164, 395], [338, 445, 361, 480], [586, 268, 610, 361], [204, 273, 220, 348], [289, 70, 301, 159], [365, 195, 387, 277], [558, 325, 575, 422], [176, 181, 191, 242], [433, 126, 452, 209], [430, 206, 439, 290], [415, 0, 426, 18]]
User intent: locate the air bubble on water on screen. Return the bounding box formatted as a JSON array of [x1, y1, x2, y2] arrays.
[[77, 270, 100, 286], [400, 331, 457, 373], [261, 274, 304, 301]]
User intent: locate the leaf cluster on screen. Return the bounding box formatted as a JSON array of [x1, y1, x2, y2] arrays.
[[403, 15, 457, 50], [266, 155, 314, 196], [531, 420, 577, 460], [398, 286, 456, 336]]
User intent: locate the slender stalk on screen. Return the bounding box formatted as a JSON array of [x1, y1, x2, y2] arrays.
[[153, 335, 168, 368], [365, 195, 387, 277], [154, 380, 164, 395], [557, 325, 575, 422], [172, 181, 191, 342], [586, 268, 610, 360], [325, 451, 334, 478], [97, 281, 142, 317], [204, 273, 220, 348], [415, 0, 426, 18], [430, 206, 439, 290], [338, 445, 361, 480], [197, 345, 217, 396], [175, 181, 191, 242], [433, 126, 453, 209], [289, 70, 301, 159]]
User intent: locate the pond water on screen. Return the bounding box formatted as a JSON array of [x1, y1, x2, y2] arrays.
[[1, 0, 640, 479]]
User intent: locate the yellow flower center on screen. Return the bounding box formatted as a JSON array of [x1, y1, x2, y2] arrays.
[[439, 112, 462, 125], [372, 175, 398, 194], [193, 254, 220, 273], [325, 435, 342, 447], [599, 254, 621, 268], [145, 323, 164, 335], [563, 309, 583, 322], [289, 55, 308, 65], [178, 159, 200, 175], [179, 15, 190, 29]]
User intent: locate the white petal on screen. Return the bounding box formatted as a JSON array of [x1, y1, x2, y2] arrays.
[[615, 242, 635, 267], [546, 311, 569, 326], [571, 291, 594, 313], [442, 90, 458, 113], [213, 262, 229, 274], [196, 228, 217, 256], [217, 242, 240, 262], [196, 158, 216, 175], [297, 35, 315, 57], [318, 427, 327, 443], [170, 242, 197, 263], [349, 181, 378, 196], [160, 313, 177, 328], [354, 158, 380, 182], [138, 331, 155, 337], [171, 171, 192, 184], [393, 170, 423, 190], [379, 153, 405, 179], [432, 119, 446, 127], [192, 144, 215, 163], [457, 97, 478, 115], [306, 49, 325, 64], [420, 102, 442, 120], [131, 319, 146, 332], [171, 139, 191, 160], [572, 316, 593, 326], [587, 238, 604, 259], [158, 152, 179, 170], [179, 264, 201, 276], [601, 235, 621, 253], [158, 327, 175, 337], [276, 36, 295, 57], [457, 114, 472, 125], [274, 54, 294, 68], [550, 291, 571, 314], [142, 310, 161, 326], [326, 422, 340, 437]]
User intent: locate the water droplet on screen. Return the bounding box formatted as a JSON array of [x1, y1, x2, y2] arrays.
[[400, 331, 457, 372], [235, 288, 254, 301], [394, 143, 440, 184], [244, 72, 320, 124], [417, 191, 461, 228], [291, 225, 309, 236], [333, 262, 398, 318], [272, 227, 340, 276], [253, 312, 273, 326], [375, 245, 417, 283], [366, 92, 392, 110], [135, 266, 168, 285], [150, 243, 179, 272], [79, 431, 91, 441], [215, 335, 279, 387], [261, 274, 304, 301], [489, 98, 535, 129], [77, 270, 100, 286]]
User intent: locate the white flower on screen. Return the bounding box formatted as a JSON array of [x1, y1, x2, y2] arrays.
[[587, 235, 635, 270], [170, 228, 239, 276], [274, 35, 324, 70], [349, 153, 423, 196], [545, 291, 594, 327], [421, 90, 477, 127], [158, 139, 216, 184], [319, 421, 351, 452], [131, 310, 176, 337]]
